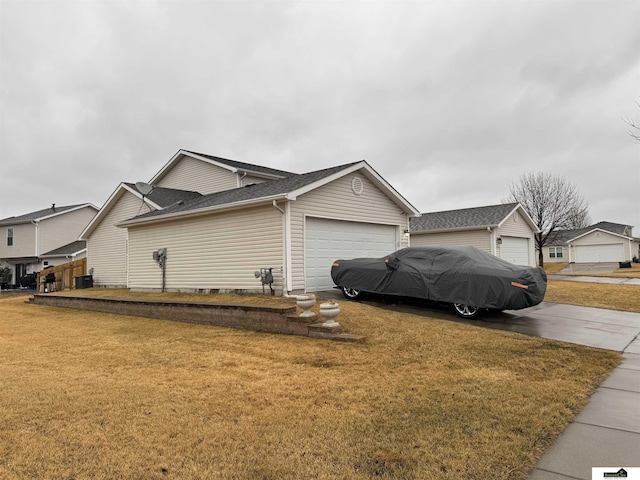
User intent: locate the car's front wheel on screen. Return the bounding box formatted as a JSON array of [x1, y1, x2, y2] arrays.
[[452, 303, 480, 319], [341, 287, 361, 300]]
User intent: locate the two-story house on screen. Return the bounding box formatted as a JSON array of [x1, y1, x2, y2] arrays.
[[0, 203, 99, 285]]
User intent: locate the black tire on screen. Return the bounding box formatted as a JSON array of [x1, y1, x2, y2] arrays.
[[341, 287, 361, 300], [452, 303, 480, 319]]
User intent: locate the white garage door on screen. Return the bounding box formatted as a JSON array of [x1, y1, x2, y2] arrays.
[[305, 217, 397, 291], [575, 244, 624, 263], [500, 237, 530, 266]]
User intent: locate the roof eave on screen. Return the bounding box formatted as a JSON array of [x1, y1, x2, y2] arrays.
[[566, 228, 633, 243], [117, 194, 289, 228], [79, 184, 162, 240], [497, 203, 541, 233], [410, 224, 499, 234], [41, 249, 87, 258]]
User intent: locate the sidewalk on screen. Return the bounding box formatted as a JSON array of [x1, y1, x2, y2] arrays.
[[528, 339, 640, 479], [549, 274, 640, 286], [528, 274, 640, 479]]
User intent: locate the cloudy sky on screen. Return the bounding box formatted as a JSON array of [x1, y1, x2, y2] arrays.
[[1, 0, 639, 231]]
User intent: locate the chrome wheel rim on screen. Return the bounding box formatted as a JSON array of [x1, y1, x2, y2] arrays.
[[453, 303, 479, 318]]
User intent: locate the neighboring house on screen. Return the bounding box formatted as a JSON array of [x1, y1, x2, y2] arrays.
[[80, 149, 294, 288], [41, 240, 87, 266], [0, 204, 99, 284], [543, 222, 639, 263], [409, 203, 539, 266], [114, 158, 419, 294]]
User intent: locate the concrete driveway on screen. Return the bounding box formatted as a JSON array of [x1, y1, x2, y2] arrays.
[[316, 290, 640, 351]]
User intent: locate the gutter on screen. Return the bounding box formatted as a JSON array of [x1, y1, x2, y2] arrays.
[[117, 194, 290, 228], [410, 224, 500, 235]]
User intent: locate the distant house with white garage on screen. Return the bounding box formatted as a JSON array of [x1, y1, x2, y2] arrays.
[[409, 203, 539, 266], [543, 222, 639, 263], [82, 149, 419, 293]]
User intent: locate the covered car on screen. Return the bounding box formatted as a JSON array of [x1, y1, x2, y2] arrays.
[[330, 246, 547, 318]]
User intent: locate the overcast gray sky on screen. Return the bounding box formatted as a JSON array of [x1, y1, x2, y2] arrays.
[[1, 0, 639, 231]]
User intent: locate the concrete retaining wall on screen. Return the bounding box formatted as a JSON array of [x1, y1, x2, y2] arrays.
[[28, 294, 365, 342]]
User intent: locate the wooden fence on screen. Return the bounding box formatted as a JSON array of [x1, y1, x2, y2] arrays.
[[37, 258, 87, 293]]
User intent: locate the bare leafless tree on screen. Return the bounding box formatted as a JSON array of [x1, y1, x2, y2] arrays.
[[504, 172, 590, 267], [623, 100, 640, 143]]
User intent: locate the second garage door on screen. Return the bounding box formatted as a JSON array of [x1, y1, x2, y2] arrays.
[[575, 244, 624, 263], [305, 217, 398, 291], [500, 236, 530, 266]]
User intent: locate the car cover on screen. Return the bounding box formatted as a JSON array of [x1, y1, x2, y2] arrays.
[[331, 246, 547, 311]]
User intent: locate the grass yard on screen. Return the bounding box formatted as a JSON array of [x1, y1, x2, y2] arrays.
[[0, 289, 622, 479]]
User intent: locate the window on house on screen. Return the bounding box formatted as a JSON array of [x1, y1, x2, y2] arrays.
[[7, 228, 13, 246], [549, 247, 563, 258]]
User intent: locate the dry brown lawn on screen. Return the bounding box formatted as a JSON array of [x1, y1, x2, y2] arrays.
[[0, 288, 622, 479], [545, 280, 640, 313]]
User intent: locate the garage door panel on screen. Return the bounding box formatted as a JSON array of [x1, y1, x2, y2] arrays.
[[305, 218, 397, 291], [575, 244, 623, 263], [500, 237, 530, 266]]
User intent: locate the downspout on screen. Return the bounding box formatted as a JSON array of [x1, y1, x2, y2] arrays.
[[272, 200, 289, 295], [487, 227, 496, 256], [31, 220, 39, 258], [238, 171, 247, 187]]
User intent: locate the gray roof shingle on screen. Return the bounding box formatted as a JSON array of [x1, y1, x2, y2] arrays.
[[124, 162, 359, 223], [0, 204, 90, 226], [546, 221, 634, 245], [410, 203, 520, 232], [42, 240, 87, 257], [124, 184, 203, 208], [184, 150, 294, 178]]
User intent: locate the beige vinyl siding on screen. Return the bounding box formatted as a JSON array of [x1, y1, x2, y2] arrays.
[[495, 210, 536, 266], [288, 172, 407, 291], [0, 223, 36, 258], [241, 174, 270, 186], [88, 192, 150, 287], [410, 230, 492, 251], [571, 230, 625, 247], [37, 207, 97, 254], [154, 156, 238, 194], [127, 205, 283, 292]]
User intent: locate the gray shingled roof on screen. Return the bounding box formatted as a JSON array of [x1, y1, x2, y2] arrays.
[[124, 183, 203, 207], [0, 204, 89, 226], [184, 150, 294, 178], [42, 240, 87, 257], [124, 162, 359, 223], [546, 221, 634, 245], [410, 203, 520, 232]]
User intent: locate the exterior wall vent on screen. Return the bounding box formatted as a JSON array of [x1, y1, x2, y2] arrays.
[[351, 176, 364, 196]]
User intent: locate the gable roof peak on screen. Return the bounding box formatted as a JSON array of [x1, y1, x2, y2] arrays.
[[410, 202, 523, 232]]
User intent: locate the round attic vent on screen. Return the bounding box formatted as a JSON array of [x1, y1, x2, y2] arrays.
[[351, 176, 364, 196]]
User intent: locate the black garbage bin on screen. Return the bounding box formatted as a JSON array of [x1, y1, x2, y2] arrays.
[[75, 275, 94, 289]]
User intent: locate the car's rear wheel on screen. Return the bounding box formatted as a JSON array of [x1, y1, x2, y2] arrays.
[[341, 287, 361, 300], [453, 303, 480, 319]]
